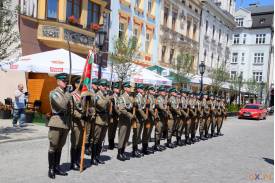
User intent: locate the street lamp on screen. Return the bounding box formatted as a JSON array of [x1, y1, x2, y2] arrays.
[[238, 73, 243, 109], [96, 28, 107, 79], [199, 61, 206, 94], [260, 81, 265, 104]]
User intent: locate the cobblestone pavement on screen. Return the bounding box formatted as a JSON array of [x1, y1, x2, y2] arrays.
[[0, 116, 273, 183]]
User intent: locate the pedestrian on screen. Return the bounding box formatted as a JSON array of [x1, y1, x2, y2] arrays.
[[13, 83, 27, 127]]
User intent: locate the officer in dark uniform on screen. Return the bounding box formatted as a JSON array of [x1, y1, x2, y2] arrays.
[[108, 82, 120, 150], [47, 73, 71, 179]]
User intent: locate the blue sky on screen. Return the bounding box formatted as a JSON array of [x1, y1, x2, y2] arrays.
[[236, 0, 274, 9]]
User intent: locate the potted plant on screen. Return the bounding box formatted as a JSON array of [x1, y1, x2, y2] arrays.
[[25, 109, 35, 123], [0, 102, 12, 119], [68, 15, 78, 25], [90, 23, 100, 32]]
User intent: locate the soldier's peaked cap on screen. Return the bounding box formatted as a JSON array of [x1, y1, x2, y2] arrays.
[[92, 78, 99, 85], [168, 88, 176, 93], [55, 73, 68, 81], [98, 79, 108, 86], [113, 82, 120, 89], [147, 86, 155, 90], [136, 83, 144, 89], [158, 86, 166, 91], [123, 82, 131, 88]]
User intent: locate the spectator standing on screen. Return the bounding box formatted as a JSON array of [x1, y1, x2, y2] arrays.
[[13, 84, 27, 127]]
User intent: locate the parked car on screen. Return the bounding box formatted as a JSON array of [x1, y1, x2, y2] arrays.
[[238, 104, 267, 120], [267, 106, 274, 115]]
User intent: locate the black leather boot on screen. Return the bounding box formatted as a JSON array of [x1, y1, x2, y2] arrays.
[[108, 139, 115, 150], [91, 144, 98, 166], [117, 149, 125, 161], [85, 143, 91, 155], [191, 134, 196, 144], [166, 139, 175, 148], [122, 148, 130, 160], [48, 152, 55, 179], [142, 143, 151, 155], [55, 151, 68, 176], [185, 136, 191, 145], [176, 137, 184, 146], [95, 144, 105, 164], [154, 140, 162, 151], [132, 146, 141, 158], [70, 148, 80, 170], [200, 133, 207, 140]]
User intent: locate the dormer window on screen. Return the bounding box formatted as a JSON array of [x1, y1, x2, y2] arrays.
[[236, 18, 244, 27]]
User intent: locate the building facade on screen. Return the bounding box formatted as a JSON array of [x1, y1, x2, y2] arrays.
[[109, 0, 160, 66], [19, 0, 110, 63], [158, 0, 201, 73], [212, 0, 236, 16], [231, 5, 274, 101], [198, 0, 235, 76]]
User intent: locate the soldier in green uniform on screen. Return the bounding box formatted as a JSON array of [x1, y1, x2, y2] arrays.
[[179, 88, 191, 145], [142, 86, 155, 154], [208, 94, 216, 138], [108, 82, 120, 150], [154, 86, 168, 151], [194, 92, 202, 142], [210, 96, 219, 137], [199, 93, 208, 140], [205, 93, 213, 138], [85, 78, 98, 155], [189, 92, 197, 143], [215, 97, 223, 136], [174, 90, 184, 146], [90, 79, 110, 165], [217, 98, 226, 136], [116, 82, 133, 161], [167, 88, 180, 148], [70, 76, 84, 171], [47, 73, 71, 179]]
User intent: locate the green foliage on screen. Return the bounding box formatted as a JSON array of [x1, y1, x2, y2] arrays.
[[244, 78, 260, 94], [0, 0, 20, 60], [209, 63, 230, 94], [229, 73, 244, 91], [110, 36, 139, 82], [226, 104, 244, 112], [172, 53, 194, 86]]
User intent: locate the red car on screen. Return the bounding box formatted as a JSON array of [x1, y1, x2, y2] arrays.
[[238, 104, 267, 120]]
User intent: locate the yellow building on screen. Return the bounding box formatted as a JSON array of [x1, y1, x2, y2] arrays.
[[158, 0, 201, 73]]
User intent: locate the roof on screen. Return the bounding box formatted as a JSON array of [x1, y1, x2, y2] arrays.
[[251, 13, 274, 28], [246, 5, 274, 14]]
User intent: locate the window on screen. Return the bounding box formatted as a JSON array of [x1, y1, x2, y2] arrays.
[[231, 71, 237, 79], [163, 7, 169, 26], [204, 49, 207, 59], [47, 0, 58, 19], [169, 49, 174, 64], [66, 0, 82, 19], [187, 20, 191, 37], [189, 4, 192, 9], [254, 53, 264, 64], [172, 12, 177, 30], [181, 0, 185, 5], [145, 33, 150, 53], [226, 34, 229, 43], [253, 72, 263, 82], [232, 52, 238, 63], [205, 20, 208, 34], [241, 53, 245, 63], [161, 46, 166, 61], [119, 23, 125, 38], [256, 34, 266, 44], [87, 1, 100, 25], [243, 34, 246, 44], [193, 24, 197, 39], [133, 27, 138, 42], [212, 25, 215, 38], [218, 29, 221, 41], [233, 34, 240, 44], [148, 0, 152, 13], [236, 18, 244, 27]]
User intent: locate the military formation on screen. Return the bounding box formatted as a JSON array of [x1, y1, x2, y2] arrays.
[[47, 73, 227, 179]]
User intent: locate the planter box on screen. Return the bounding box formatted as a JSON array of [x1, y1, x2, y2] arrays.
[[25, 112, 35, 123], [0, 110, 11, 119]]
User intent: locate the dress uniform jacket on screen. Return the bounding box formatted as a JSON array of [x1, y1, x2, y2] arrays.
[[95, 90, 110, 126]]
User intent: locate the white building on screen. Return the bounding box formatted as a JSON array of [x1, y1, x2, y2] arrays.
[[198, 0, 235, 76], [230, 4, 274, 100], [212, 0, 236, 16]]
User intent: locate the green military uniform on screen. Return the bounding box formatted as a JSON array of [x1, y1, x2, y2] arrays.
[[167, 88, 180, 148], [154, 86, 167, 151], [217, 98, 226, 136], [132, 84, 146, 157], [116, 82, 134, 161], [215, 97, 223, 136], [47, 73, 71, 179], [90, 79, 110, 165], [208, 94, 215, 138], [108, 82, 120, 150], [205, 95, 213, 138], [199, 93, 209, 140], [194, 93, 202, 142], [174, 91, 184, 146], [70, 76, 84, 171], [179, 89, 191, 145], [189, 92, 197, 143], [142, 86, 156, 154], [211, 97, 219, 137]]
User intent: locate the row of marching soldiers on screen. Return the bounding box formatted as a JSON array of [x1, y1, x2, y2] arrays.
[[47, 73, 227, 179]]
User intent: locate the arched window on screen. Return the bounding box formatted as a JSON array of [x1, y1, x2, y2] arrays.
[[66, 0, 82, 19], [47, 0, 58, 19]]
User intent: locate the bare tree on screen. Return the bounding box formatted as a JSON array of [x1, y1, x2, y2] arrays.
[[110, 36, 139, 84], [0, 0, 20, 61], [209, 63, 230, 94]]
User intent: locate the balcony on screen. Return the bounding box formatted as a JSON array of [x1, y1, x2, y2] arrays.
[[37, 19, 96, 55]]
